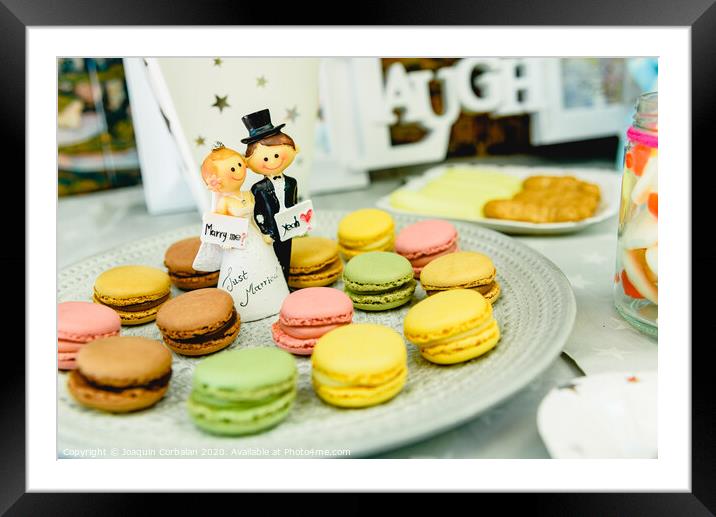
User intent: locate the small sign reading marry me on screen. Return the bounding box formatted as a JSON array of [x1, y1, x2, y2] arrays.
[[200, 212, 249, 249]]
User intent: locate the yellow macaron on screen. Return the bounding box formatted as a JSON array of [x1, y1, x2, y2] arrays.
[[337, 208, 395, 260], [404, 289, 500, 364], [419, 251, 500, 304], [311, 323, 407, 408], [94, 265, 172, 325], [288, 236, 343, 289]]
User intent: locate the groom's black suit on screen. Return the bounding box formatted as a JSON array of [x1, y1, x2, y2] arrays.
[[251, 175, 298, 281]]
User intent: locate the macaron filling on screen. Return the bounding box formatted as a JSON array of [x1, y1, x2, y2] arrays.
[[95, 292, 170, 312], [343, 272, 415, 292], [57, 329, 120, 343], [353, 233, 394, 251], [272, 323, 321, 354], [340, 233, 395, 254], [345, 279, 416, 306], [427, 280, 496, 296], [290, 258, 342, 278], [279, 321, 343, 339], [72, 369, 172, 393], [58, 354, 77, 369], [419, 318, 497, 350], [187, 388, 296, 434], [312, 362, 406, 389], [312, 366, 407, 406], [168, 309, 239, 344], [409, 242, 458, 266], [190, 383, 294, 409], [195, 373, 297, 404], [170, 270, 219, 279], [288, 258, 344, 288], [420, 324, 500, 363], [272, 319, 351, 354], [58, 340, 89, 353]]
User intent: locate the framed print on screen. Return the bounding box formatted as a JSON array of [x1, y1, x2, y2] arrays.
[[5, 0, 711, 512]]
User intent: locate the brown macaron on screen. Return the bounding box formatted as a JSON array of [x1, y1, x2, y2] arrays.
[[164, 237, 219, 290], [156, 288, 240, 356], [68, 336, 172, 413], [420, 251, 501, 304]]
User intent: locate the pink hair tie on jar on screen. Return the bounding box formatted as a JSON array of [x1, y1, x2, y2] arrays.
[[626, 126, 658, 149]]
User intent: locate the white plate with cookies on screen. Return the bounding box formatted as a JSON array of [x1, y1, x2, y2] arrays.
[[377, 164, 621, 235]]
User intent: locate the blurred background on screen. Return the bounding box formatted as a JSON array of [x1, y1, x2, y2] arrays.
[[57, 57, 657, 263], [58, 58, 140, 196]]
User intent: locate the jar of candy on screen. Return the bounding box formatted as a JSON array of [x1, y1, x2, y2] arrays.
[[613, 92, 658, 337]]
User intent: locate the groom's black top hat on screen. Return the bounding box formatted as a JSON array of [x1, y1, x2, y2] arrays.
[[241, 108, 286, 144]]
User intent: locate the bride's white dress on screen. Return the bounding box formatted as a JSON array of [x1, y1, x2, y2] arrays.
[[195, 194, 289, 323]]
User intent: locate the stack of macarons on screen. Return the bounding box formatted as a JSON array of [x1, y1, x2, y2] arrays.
[[312, 323, 407, 408], [271, 287, 353, 355], [58, 301, 121, 370], [337, 208, 395, 259], [288, 236, 343, 289], [156, 288, 240, 356], [395, 219, 459, 278], [68, 336, 172, 412], [164, 237, 219, 290], [420, 251, 500, 304], [343, 251, 416, 311], [187, 347, 297, 435], [404, 289, 500, 364], [93, 265, 172, 324]]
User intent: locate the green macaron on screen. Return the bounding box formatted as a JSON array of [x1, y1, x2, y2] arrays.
[[187, 347, 297, 435], [343, 251, 416, 311]]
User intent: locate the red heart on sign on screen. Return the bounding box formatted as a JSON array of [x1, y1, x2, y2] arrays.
[[300, 209, 313, 224]]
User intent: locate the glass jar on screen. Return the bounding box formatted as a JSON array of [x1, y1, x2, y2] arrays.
[[613, 92, 658, 337]]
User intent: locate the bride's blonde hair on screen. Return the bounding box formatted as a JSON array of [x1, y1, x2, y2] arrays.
[[200, 142, 247, 185]]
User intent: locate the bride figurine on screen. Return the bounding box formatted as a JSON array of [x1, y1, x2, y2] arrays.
[[193, 142, 289, 322]]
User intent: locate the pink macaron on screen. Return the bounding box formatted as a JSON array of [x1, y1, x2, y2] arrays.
[[395, 219, 459, 277], [271, 287, 353, 355], [57, 301, 122, 370]]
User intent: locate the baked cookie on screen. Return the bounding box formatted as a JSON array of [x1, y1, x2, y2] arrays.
[[484, 175, 601, 223]]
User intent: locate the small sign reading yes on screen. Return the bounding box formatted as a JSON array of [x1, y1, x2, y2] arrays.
[[274, 200, 315, 242], [200, 212, 249, 249]]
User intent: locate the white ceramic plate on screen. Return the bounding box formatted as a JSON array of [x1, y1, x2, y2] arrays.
[[376, 164, 621, 235], [57, 210, 576, 458], [537, 371, 657, 459]]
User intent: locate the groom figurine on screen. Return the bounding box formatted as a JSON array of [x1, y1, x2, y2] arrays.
[[242, 109, 299, 281]]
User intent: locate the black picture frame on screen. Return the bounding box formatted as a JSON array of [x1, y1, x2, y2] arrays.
[[4, 0, 710, 512]]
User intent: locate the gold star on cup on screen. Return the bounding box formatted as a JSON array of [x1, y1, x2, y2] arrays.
[[285, 106, 299, 122], [256, 75, 268, 88], [213, 58, 223, 66], [195, 136, 206, 146], [211, 94, 230, 113]]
